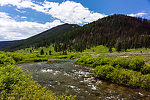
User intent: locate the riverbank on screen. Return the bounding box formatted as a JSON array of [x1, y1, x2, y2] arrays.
[[74, 55, 150, 91]]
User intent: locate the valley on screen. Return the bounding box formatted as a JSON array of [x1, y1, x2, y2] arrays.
[[0, 14, 150, 100]]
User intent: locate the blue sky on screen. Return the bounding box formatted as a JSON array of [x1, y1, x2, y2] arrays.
[[0, 0, 150, 41]]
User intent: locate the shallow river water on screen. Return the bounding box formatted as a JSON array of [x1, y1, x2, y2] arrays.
[[19, 59, 150, 100]]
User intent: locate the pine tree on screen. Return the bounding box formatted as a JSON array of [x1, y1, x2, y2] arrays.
[[109, 47, 112, 53], [54, 43, 58, 52], [63, 51, 67, 55], [49, 50, 52, 55], [40, 49, 44, 55], [116, 42, 122, 52]]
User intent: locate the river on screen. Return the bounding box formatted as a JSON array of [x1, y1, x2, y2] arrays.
[[19, 59, 150, 100]]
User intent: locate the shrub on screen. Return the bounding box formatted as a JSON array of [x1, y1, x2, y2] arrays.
[[0, 65, 32, 91], [74, 55, 96, 67], [110, 69, 132, 85], [141, 64, 150, 74], [98, 57, 113, 65], [140, 74, 150, 90], [76, 55, 150, 90], [93, 65, 115, 79], [11, 54, 23, 62], [128, 71, 141, 88], [84, 57, 96, 66], [92, 56, 103, 67], [0, 54, 15, 65], [94, 65, 150, 90], [111, 57, 130, 68], [0, 64, 76, 100], [129, 56, 145, 71], [93, 57, 113, 67]]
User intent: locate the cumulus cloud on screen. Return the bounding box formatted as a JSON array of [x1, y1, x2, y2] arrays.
[[0, 12, 63, 41], [128, 12, 147, 17], [44, 1, 106, 24], [0, 0, 107, 24]]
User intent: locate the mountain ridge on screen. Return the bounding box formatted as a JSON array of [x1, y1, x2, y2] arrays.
[[2, 14, 150, 51], [53, 14, 150, 51], [4, 23, 80, 51]]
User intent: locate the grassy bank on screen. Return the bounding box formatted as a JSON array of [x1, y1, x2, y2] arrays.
[[0, 52, 82, 64], [74, 55, 150, 90]]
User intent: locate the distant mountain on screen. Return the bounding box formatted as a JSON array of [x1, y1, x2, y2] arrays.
[[3, 14, 150, 52], [0, 40, 18, 50], [4, 23, 79, 51]]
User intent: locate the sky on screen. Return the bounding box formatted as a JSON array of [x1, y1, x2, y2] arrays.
[[0, 0, 150, 41]]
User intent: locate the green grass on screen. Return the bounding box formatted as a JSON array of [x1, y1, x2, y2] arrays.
[[126, 48, 150, 52], [0, 51, 82, 64], [84, 45, 150, 54], [84, 45, 115, 53], [16, 45, 55, 53]]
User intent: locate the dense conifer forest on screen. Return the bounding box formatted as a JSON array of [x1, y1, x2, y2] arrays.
[[55, 14, 150, 52]]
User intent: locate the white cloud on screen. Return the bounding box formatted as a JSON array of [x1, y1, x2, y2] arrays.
[[15, 8, 26, 13], [21, 16, 27, 19], [0, 0, 34, 8], [44, 1, 107, 24], [128, 13, 147, 17], [0, 0, 106, 24], [0, 12, 63, 41]]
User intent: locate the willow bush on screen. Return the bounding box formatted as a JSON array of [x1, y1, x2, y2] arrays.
[[75, 55, 150, 90]]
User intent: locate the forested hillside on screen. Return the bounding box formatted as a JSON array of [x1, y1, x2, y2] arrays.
[[4, 23, 79, 51], [0, 41, 18, 50], [54, 14, 150, 52], [4, 14, 150, 52]]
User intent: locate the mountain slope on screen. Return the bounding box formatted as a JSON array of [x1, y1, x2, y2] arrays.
[[0, 41, 18, 50], [4, 14, 150, 51], [5, 23, 79, 51], [54, 14, 150, 51]]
